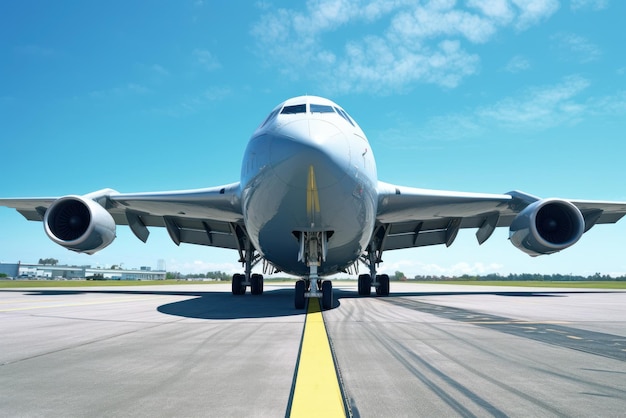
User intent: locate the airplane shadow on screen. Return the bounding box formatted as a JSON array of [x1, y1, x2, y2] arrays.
[[2, 288, 307, 320], [2, 286, 621, 320]]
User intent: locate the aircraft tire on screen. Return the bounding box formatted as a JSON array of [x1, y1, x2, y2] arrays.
[[295, 279, 306, 309], [251, 274, 264, 295], [232, 273, 246, 295], [375, 274, 390, 296], [322, 280, 333, 310], [358, 274, 371, 296]]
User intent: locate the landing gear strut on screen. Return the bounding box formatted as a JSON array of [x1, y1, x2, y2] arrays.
[[230, 224, 263, 296], [294, 231, 333, 310], [358, 232, 390, 296]]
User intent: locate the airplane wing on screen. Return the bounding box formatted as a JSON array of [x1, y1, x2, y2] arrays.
[[375, 181, 626, 253], [0, 183, 245, 251]]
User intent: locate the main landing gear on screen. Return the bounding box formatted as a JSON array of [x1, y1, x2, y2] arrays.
[[357, 238, 390, 297], [231, 272, 264, 295], [357, 273, 389, 296], [230, 224, 264, 296], [293, 231, 333, 310]]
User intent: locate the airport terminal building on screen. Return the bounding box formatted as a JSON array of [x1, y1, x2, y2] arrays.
[[0, 262, 166, 280]]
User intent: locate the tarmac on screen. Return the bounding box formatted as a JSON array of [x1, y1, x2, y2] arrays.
[[1, 282, 625, 417]]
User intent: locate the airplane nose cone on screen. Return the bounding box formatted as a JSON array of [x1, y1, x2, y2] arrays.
[[269, 119, 351, 189]]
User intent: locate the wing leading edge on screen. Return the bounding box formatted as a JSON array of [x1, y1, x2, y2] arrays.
[[0, 183, 244, 250], [375, 181, 626, 252]]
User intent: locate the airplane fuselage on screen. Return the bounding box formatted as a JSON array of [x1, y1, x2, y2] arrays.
[[240, 96, 378, 276]]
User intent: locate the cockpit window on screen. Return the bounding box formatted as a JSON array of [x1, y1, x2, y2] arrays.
[[334, 107, 355, 126], [310, 104, 335, 113], [281, 104, 307, 114]]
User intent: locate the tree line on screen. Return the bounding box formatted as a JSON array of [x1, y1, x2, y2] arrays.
[[409, 272, 626, 281], [165, 271, 233, 281]]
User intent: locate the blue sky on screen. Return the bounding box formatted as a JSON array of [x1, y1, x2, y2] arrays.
[[1, 0, 625, 277]]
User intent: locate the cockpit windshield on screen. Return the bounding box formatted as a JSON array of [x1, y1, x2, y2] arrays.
[[260, 100, 358, 129], [334, 107, 355, 126], [281, 104, 306, 114], [310, 104, 334, 113]]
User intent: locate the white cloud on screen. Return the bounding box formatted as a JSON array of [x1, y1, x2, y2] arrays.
[[477, 75, 590, 128], [552, 32, 602, 63], [570, 0, 609, 11], [89, 83, 151, 99], [193, 48, 221, 71], [251, 0, 561, 93], [587, 91, 626, 115], [151, 64, 170, 76], [511, 0, 560, 29], [504, 55, 531, 73], [379, 259, 504, 277], [167, 258, 240, 275], [147, 86, 232, 117], [374, 75, 626, 146]]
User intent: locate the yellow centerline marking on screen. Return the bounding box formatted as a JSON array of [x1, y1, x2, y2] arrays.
[[0, 296, 159, 312], [306, 165, 321, 220], [289, 298, 346, 417]]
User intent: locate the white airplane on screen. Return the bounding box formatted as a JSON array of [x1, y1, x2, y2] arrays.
[[2, 95, 626, 309]]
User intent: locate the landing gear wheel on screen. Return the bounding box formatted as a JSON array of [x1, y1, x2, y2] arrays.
[[358, 274, 371, 296], [295, 279, 306, 309], [251, 274, 264, 295], [321, 280, 333, 310], [232, 273, 246, 295], [376, 274, 390, 296]]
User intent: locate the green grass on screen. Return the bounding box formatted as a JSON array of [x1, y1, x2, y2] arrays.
[[1, 279, 625, 289], [411, 280, 626, 289], [0, 279, 225, 288]]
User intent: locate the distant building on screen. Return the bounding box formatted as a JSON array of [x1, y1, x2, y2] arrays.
[[0, 262, 166, 280]]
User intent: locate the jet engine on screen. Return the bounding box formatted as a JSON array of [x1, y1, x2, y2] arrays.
[[509, 199, 585, 257], [44, 196, 116, 254]]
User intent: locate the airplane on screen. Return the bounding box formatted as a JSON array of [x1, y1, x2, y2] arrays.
[[2, 95, 626, 310]]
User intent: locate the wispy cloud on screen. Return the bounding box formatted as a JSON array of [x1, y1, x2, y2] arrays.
[[151, 64, 170, 77], [587, 91, 626, 116], [147, 86, 232, 118], [379, 259, 504, 277], [251, 0, 560, 93], [166, 258, 239, 275], [504, 55, 531, 73], [375, 75, 626, 147], [570, 0, 609, 11], [89, 83, 151, 99], [193, 48, 221, 71], [476, 75, 590, 128], [552, 32, 602, 63]]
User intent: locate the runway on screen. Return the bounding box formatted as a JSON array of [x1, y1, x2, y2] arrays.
[[1, 282, 625, 417]]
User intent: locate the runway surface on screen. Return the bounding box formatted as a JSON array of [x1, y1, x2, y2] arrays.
[[1, 282, 625, 417]]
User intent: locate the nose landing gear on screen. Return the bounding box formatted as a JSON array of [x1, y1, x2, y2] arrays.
[[294, 231, 333, 310]]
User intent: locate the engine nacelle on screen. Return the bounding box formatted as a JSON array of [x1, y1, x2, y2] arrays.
[[509, 199, 585, 257], [44, 196, 116, 254]]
